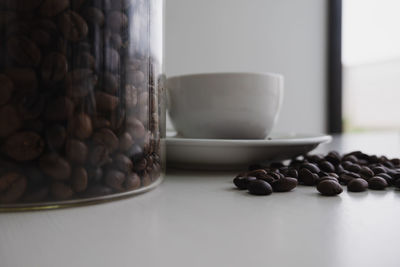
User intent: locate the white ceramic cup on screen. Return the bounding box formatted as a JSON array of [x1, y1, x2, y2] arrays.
[[167, 72, 284, 139]]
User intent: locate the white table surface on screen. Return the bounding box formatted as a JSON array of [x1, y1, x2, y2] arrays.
[[1, 132, 400, 267]]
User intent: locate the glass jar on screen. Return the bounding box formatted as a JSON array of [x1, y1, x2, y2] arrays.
[[0, 0, 165, 210]]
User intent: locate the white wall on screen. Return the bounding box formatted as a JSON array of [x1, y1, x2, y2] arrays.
[[165, 0, 327, 134]]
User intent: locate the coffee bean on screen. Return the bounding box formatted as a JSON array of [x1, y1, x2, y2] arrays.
[[0, 105, 22, 138], [395, 179, 400, 189], [127, 117, 145, 139], [348, 164, 361, 173], [0, 172, 27, 204], [51, 182, 74, 200], [82, 7, 104, 26], [339, 172, 359, 185], [368, 176, 388, 190], [272, 177, 298, 192], [125, 84, 138, 109], [40, 0, 69, 17], [23, 186, 49, 202], [40, 154, 71, 180], [88, 145, 111, 166], [95, 92, 119, 111], [300, 163, 320, 174], [299, 168, 318, 186], [0, 74, 14, 106], [343, 155, 358, 163], [7, 36, 41, 67], [317, 176, 339, 184], [42, 52, 68, 84], [93, 128, 119, 152], [233, 176, 257, 190], [119, 132, 134, 152], [247, 169, 268, 179], [65, 139, 88, 164], [3, 132, 44, 161], [69, 113, 93, 140], [317, 180, 343, 196], [45, 97, 74, 121], [106, 11, 128, 31], [59, 11, 88, 42], [319, 160, 335, 173], [335, 164, 345, 174], [46, 124, 66, 150], [66, 69, 97, 98], [72, 167, 88, 193], [359, 166, 374, 180], [372, 166, 386, 175], [125, 173, 141, 190], [5, 68, 37, 92], [113, 154, 133, 174], [104, 169, 125, 191], [248, 180, 272, 196], [376, 173, 393, 185], [348, 178, 368, 192], [325, 151, 341, 165]]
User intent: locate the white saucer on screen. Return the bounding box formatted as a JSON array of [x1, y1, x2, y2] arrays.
[[166, 132, 332, 170]]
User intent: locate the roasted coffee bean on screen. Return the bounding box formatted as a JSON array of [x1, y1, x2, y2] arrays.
[[0, 105, 22, 138], [317, 176, 339, 184], [104, 169, 125, 191], [65, 139, 88, 164], [368, 176, 388, 190], [110, 33, 123, 50], [125, 84, 138, 109], [133, 157, 147, 172], [299, 168, 318, 186], [7, 36, 41, 67], [93, 128, 119, 152], [23, 186, 49, 202], [306, 154, 324, 164], [319, 160, 335, 173], [72, 167, 88, 193], [343, 155, 358, 163], [287, 169, 298, 179], [119, 132, 134, 152], [5, 68, 37, 92], [125, 173, 141, 190], [339, 172, 359, 185], [66, 69, 97, 98], [342, 161, 353, 171], [247, 169, 268, 179], [4, 132, 44, 161], [95, 91, 119, 111], [40, 154, 71, 180], [329, 173, 339, 179], [59, 11, 88, 41], [46, 124, 66, 150], [318, 171, 330, 178], [335, 164, 345, 174], [104, 48, 120, 72], [359, 166, 374, 180], [69, 113, 93, 140], [127, 117, 145, 139], [0, 74, 14, 106], [395, 179, 400, 189], [317, 180, 343, 196], [45, 97, 74, 121], [258, 174, 276, 184], [325, 151, 341, 165], [248, 179, 272, 196], [0, 172, 27, 204], [114, 154, 133, 174], [51, 182, 73, 200], [106, 11, 128, 31], [376, 173, 393, 185], [16, 90, 45, 120], [89, 145, 111, 166], [391, 158, 400, 167], [233, 176, 257, 190], [347, 178, 368, 192], [39, 0, 69, 17], [272, 177, 298, 192], [42, 52, 68, 84], [372, 166, 386, 175], [82, 7, 105, 26], [300, 163, 320, 174], [347, 164, 361, 173]]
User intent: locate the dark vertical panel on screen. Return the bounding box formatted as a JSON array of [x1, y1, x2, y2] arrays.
[[328, 0, 343, 133]]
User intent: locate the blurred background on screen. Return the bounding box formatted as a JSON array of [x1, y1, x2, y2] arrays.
[[165, 0, 400, 135]]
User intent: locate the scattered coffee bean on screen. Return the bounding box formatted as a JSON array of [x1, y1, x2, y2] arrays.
[[348, 178, 368, 192], [3, 132, 44, 162], [368, 176, 388, 190], [317, 180, 343, 196], [248, 180, 273, 196], [272, 177, 298, 192]]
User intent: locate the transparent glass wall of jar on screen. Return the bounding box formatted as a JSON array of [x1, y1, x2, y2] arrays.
[[0, 0, 165, 209]]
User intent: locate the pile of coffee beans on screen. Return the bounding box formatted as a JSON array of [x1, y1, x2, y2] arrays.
[[233, 151, 400, 196], [0, 0, 164, 205]]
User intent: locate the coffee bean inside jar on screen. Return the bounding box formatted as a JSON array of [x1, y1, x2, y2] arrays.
[[0, 0, 165, 206]]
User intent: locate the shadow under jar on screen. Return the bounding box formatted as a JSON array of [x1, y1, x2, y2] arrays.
[[0, 0, 165, 210]]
